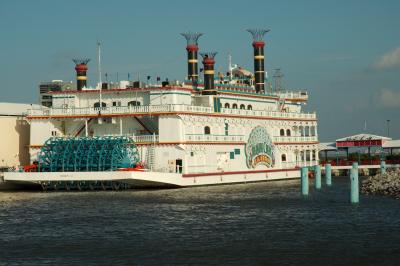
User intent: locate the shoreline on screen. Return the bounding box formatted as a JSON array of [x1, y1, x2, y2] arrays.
[[361, 169, 400, 199]]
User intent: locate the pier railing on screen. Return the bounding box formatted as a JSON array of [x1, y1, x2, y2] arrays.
[[27, 104, 317, 121]]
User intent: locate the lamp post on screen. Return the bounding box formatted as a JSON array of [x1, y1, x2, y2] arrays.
[[386, 119, 390, 137]]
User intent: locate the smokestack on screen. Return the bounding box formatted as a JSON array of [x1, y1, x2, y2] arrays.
[[73, 58, 90, 90], [247, 29, 270, 93], [181, 32, 203, 82], [200, 52, 217, 95]]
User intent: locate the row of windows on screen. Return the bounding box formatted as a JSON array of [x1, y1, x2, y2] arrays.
[[224, 103, 252, 110], [281, 150, 317, 162], [299, 125, 316, 136], [93, 101, 141, 108], [280, 129, 291, 136], [279, 127, 317, 137], [204, 124, 229, 135]]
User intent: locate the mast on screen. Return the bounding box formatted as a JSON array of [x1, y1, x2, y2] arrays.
[[97, 41, 102, 104], [228, 53, 233, 80]]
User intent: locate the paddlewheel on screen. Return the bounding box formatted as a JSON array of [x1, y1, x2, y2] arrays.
[[37, 136, 140, 172]]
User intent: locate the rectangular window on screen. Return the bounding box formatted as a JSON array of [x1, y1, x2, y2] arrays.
[[112, 102, 117, 106], [230, 152, 235, 159], [190, 152, 194, 157], [234, 148, 240, 155]]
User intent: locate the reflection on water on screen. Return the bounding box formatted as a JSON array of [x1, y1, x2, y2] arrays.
[[0, 178, 400, 265]]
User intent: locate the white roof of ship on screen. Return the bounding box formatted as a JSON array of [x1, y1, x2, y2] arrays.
[[0, 102, 42, 116], [336, 133, 391, 142], [319, 142, 337, 151], [232, 67, 253, 77]]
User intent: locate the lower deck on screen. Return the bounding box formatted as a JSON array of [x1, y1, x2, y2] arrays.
[[4, 167, 301, 189]]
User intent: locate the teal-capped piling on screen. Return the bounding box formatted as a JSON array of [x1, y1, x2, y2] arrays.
[[301, 167, 309, 196], [380, 160, 386, 174], [315, 165, 321, 189], [350, 167, 359, 204], [325, 163, 332, 186]]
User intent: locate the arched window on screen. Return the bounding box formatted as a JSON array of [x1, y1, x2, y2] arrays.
[[280, 129, 285, 136], [204, 126, 211, 135], [299, 126, 304, 137], [310, 126, 315, 136], [305, 126, 310, 137], [281, 154, 287, 162], [306, 150, 311, 161], [94, 102, 106, 108], [224, 103, 230, 108], [247, 105, 252, 110], [232, 103, 238, 109], [128, 101, 141, 106], [286, 129, 291, 136], [240, 104, 245, 109]]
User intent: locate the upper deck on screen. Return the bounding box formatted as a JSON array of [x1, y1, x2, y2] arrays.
[[27, 104, 316, 121], [30, 83, 314, 121]]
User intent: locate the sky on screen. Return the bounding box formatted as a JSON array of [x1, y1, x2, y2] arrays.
[[0, 0, 399, 141]]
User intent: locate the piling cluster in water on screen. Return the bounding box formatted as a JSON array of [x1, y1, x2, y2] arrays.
[[362, 169, 400, 199]]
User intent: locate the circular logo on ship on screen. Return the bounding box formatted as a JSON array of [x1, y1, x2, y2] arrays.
[[245, 126, 275, 168]]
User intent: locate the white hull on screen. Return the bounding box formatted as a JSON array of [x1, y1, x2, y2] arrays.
[[4, 168, 300, 188]]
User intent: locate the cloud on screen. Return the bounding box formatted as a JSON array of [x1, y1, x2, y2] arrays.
[[376, 89, 400, 108], [372, 47, 400, 70]]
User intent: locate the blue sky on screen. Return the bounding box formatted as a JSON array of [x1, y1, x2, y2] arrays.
[[0, 0, 399, 141]]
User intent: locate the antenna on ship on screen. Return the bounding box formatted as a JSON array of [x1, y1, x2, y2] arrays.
[[273, 68, 284, 93], [97, 41, 102, 104], [247, 28, 270, 93], [228, 53, 233, 80]]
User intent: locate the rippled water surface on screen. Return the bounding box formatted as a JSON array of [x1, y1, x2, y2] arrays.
[[1, 177, 400, 265]]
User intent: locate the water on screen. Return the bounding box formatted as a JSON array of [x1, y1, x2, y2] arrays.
[[0, 177, 400, 265]]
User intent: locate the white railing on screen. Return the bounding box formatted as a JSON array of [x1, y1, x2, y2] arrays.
[[133, 135, 159, 143], [298, 160, 319, 167], [273, 136, 318, 142], [186, 134, 245, 142], [28, 104, 316, 120], [219, 108, 316, 119], [281, 161, 318, 168], [276, 91, 308, 100]]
